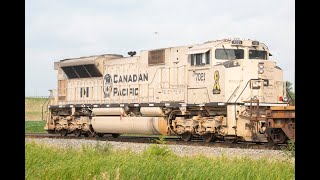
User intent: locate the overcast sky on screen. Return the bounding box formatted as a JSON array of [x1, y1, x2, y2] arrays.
[[26, 0, 295, 96]]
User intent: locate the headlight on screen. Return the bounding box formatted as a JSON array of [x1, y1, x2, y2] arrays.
[[258, 64, 264, 69], [258, 69, 264, 74], [283, 96, 288, 102], [252, 41, 259, 46]]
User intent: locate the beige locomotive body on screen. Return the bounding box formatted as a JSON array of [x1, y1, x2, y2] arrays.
[[46, 38, 293, 143]]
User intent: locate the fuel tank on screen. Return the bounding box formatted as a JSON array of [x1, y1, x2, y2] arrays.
[[91, 116, 168, 135]]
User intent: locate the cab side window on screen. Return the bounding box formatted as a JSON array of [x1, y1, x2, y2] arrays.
[[191, 51, 210, 66]]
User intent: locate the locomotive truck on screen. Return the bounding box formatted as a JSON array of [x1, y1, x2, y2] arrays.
[[44, 38, 295, 144]]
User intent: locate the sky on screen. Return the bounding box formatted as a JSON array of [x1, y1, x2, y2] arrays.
[[26, 0, 295, 96]]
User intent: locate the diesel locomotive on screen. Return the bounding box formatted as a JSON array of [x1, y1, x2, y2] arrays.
[[44, 38, 295, 144]]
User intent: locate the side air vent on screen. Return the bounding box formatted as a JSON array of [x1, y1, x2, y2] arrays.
[[61, 64, 102, 79]]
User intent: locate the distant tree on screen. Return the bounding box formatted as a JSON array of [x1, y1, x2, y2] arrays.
[[286, 81, 295, 101]]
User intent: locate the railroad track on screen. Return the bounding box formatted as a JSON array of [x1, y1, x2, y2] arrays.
[[25, 133, 284, 150]]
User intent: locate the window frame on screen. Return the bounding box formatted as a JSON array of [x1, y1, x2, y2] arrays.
[[190, 51, 211, 66], [248, 50, 268, 60], [214, 49, 244, 60]]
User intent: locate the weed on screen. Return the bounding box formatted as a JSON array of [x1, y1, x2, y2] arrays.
[[281, 140, 295, 159], [155, 135, 167, 144], [143, 144, 173, 157]]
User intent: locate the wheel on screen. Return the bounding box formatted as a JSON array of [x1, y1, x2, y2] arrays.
[[224, 137, 237, 143], [268, 129, 287, 144], [96, 133, 105, 137], [58, 129, 68, 136], [180, 133, 192, 141], [46, 130, 55, 134], [74, 129, 81, 137], [112, 133, 120, 138], [202, 133, 216, 142], [83, 132, 89, 137]]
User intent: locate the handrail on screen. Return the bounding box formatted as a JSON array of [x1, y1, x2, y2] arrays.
[[227, 85, 240, 103], [234, 79, 253, 103], [41, 96, 51, 121]]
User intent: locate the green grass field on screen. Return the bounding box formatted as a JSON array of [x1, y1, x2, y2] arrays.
[[25, 141, 295, 180], [25, 121, 46, 133], [25, 97, 48, 121], [25, 97, 48, 132]]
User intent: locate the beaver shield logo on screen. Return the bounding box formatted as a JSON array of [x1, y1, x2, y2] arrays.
[[212, 70, 221, 94], [103, 74, 113, 98]]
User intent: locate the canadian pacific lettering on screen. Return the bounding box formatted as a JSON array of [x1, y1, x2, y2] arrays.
[[113, 87, 139, 96], [103, 73, 147, 97], [113, 73, 148, 83]]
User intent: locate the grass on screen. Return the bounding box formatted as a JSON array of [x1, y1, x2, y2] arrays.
[[25, 141, 295, 180], [25, 121, 46, 133], [281, 140, 295, 159], [25, 97, 48, 121]]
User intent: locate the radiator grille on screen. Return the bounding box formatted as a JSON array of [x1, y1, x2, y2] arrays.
[[148, 49, 165, 65]]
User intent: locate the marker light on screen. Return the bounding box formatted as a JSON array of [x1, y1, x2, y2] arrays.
[[279, 96, 283, 101], [258, 69, 264, 74]]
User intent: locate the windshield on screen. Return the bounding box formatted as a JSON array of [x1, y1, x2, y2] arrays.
[[249, 50, 267, 60], [215, 49, 244, 60]]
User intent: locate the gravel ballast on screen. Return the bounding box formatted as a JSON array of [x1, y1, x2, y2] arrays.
[[25, 138, 292, 161]]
